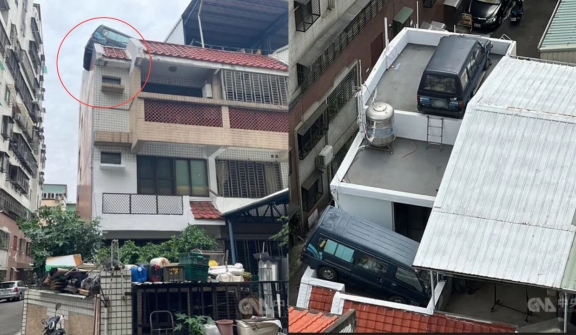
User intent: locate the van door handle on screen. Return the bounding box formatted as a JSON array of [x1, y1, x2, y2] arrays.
[[391, 283, 397, 287]]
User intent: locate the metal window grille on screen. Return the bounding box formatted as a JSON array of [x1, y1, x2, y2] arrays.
[[327, 0, 336, 10], [216, 160, 282, 198], [228, 108, 288, 133], [297, 110, 328, 160], [294, 0, 321, 32], [101, 193, 184, 215], [221, 70, 288, 106], [144, 100, 223, 127], [0, 230, 9, 250], [297, 0, 385, 95], [0, 188, 28, 219], [326, 65, 358, 122]]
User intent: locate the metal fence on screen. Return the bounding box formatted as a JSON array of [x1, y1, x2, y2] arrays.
[[131, 281, 288, 335], [102, 193, 184, 215]]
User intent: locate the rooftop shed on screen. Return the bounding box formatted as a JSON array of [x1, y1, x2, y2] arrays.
[[538, 0, 576, 63]]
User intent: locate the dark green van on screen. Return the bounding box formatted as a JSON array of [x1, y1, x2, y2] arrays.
[[300, 206, 431, 307]]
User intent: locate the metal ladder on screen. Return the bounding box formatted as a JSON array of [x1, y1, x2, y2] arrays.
[[426, 116, 444, 150]]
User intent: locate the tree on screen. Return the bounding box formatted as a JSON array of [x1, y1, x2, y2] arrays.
[[18, 206, 103, 272], [269, 216, 289, 247], [96, 225, 218, 264]]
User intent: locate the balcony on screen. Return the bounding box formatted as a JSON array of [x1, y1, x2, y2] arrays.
[[96, 193, 192, 237], [0, 0, 9, 10], [30, 16, 42, 45], [8, 164, 29, 195], [6, 49, 35, 120], [0, 16, 9, 57], [130, 97, 288, 152], [101, 193, 184, 215], [13, 104, 34, 142], [9, 133, 38, 176], [0, 189, 28, 220]]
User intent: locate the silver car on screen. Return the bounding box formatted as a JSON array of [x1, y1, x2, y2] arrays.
[[0, 281, 27, 302]]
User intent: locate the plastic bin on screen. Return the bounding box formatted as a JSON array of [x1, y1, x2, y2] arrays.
[[180, 252, 210, 266], [184, 264, 210, 282], [163, 266, 185, 282]]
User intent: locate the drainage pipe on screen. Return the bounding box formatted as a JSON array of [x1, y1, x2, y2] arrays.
[[198, 0, 205, 48]]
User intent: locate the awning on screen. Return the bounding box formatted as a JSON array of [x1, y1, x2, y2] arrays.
[[11, 267, 18, 272], [16, 262, 31, 269]]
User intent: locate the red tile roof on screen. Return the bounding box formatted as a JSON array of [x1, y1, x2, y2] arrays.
[[308, 286, 337, 313], [289, 307, 338, 333], [143, 41, 288, 71], [342, 300, 517, 333], [103, 47, 130, 60], [190, 202, 221, 220]]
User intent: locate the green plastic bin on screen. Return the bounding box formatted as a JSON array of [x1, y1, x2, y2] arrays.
[[184, 264, 210, 282]]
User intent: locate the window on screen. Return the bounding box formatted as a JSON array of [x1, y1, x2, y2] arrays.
[[216, 160, 282, 198], [321, 238, 355, 263], [466, 57, 478, 76], [353, 252, 389, 275], [423, 74, 457, 94], [302, 172, 323, 212], [18, 238, 24, 254], [25, 241, 31, 256], [4, 85, 10, 104], [12, 235, 17, 251], [137, 156, 208, 197], [0, 151, 9, 173], [9, 164, 30, 194], [2, 115, 13, 139], [296, 64, 307, 87], [221, 70, 288, 106], [298, 111, 328, 160], [294, 0, 321, 32], [0, 230, 9, 250], [327, 66, 358, 121], [101, 152, 121, 164], [395, 267, 424, 293], [461, 71, 469, 89], [102, 76, 121, 85]]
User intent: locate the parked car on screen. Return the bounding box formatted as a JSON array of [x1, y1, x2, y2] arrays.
[[468, 0, 515, 29], [417, 35, 492, 119], [300, 206, 431, 307], [0, 281, 28, 302]]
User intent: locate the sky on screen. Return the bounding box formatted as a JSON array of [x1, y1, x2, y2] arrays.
[[36, 0, 191, 201]]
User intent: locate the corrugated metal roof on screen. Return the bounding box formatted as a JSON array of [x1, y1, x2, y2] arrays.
[[414, 57, 576, 291], [539, 0, 576, 51]]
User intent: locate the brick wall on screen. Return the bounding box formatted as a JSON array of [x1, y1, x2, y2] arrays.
[[1, 213, 32, 280]]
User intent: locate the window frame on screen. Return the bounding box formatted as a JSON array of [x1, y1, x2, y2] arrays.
[[137, 156, 209, 197], [215, 159, 282, 199], [320, 237, 355, 263], [353, 251, 389, 275], [301, 173, 323, 212], [294, 0, 321, 32], [0, 230, 9, 250], [101, 152, 121, 165], [394, 267, 425, 293], [102, 76, 121, 85]]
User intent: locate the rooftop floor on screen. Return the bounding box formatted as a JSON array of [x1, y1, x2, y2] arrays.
[[445, 280, 557, 328], [344, 138, 452, 196], [372, 44, 504, 112]]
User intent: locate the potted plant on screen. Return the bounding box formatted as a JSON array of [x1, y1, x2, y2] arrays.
[[174, 314, 214, 335], [242, 272, 252, 282]]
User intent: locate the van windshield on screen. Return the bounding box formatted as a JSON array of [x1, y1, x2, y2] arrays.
[[423, 74, 457, 95]]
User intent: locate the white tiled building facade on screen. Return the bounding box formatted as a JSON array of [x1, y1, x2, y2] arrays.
[[0, 0, 46, 281], [78, 36, 289, 242]]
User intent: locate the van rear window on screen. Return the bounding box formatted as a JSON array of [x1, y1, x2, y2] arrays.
[[322, 239, 355, 262], [423, 74, 457, 94]]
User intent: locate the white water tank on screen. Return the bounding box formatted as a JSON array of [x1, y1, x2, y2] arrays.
[[365, 101, 395, 147]]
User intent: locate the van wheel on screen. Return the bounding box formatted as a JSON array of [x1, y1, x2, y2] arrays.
[[317, 267, 337, 281], [388, 296, 407, 304]]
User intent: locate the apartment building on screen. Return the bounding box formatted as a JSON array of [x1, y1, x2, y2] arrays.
[[0, 0, 47, 282], [288, 0, 449, 237], [77, 33, 290, 260], [41, 184, 67, 210]]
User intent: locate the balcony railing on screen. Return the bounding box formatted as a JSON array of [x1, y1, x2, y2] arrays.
[[30, 16, 41, 45], [9, 132, 38, 176], [0, 15, 9, 57], [0, 189, 28, 220], [6, 49, 36, 120], [13, 104, 34, 142], [102, 193, 184, 215]]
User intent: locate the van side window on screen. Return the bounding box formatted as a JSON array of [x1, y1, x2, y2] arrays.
[[395, 267, 424, 292], [461, 71, 469, 89], [354, 252, 388, 275], [323, 239, 355, 262], [472, 44, 483, 65], [466, 57, 477, 77]]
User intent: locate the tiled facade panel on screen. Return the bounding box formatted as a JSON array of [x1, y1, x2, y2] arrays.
[[139, 142, 204, 159], [93, 146, 137, 195], [94, 66, 131, 109], [229, 108, 289, 132], [144, 100, 223, 127], [94, 108, 130, 132]]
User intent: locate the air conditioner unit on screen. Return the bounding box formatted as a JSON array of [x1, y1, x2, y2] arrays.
[[315, 145, 334, 169], [202, 83, 213, 98]]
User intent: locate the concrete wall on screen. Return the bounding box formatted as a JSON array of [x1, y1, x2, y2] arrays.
[[21, 270, 133, 335], [336, 192, 394, 231], [540, 50, 576, 64], [1, 213, 32, 280]]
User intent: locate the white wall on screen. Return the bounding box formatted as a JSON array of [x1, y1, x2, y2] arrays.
[[337, 192, 394, 231], [165, 19, 185, 44]]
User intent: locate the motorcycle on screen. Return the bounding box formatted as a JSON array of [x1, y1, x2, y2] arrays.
[[41, 303, 66, 335], [510, 0, 523, 24]]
